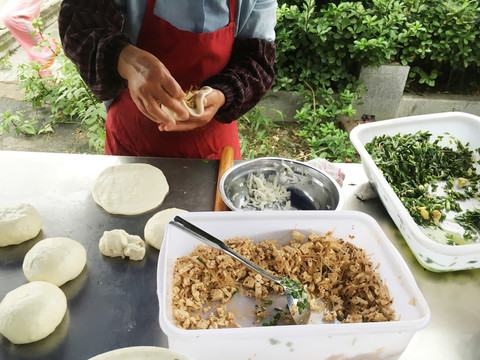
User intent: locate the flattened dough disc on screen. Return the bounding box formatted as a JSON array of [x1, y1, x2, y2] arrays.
[[88, 346, 192, 360], [92, 163, 169, 215], [144, 208, 187, 250]]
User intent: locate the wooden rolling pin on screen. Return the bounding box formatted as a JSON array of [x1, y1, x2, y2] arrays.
[[214, 145, 235, 211]]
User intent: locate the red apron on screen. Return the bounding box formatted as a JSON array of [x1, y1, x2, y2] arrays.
[[105, 0, 242, 160]]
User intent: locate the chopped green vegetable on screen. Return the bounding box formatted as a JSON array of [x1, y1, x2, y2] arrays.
[[263, 312, 283, 327], [280, 277, 310, 314], [255, 304, 267, 312], [365, 131, 480, 243], [455, 209, 480, 236]]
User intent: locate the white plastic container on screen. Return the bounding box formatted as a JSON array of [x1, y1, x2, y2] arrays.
[[350, 111, 480, 272], [157, 211, 430, 360]]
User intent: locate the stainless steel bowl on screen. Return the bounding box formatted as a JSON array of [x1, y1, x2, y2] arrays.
[[219, 157, 343, 211]]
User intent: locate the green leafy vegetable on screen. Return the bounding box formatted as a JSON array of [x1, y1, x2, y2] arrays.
[[365, 131, 480, 243]]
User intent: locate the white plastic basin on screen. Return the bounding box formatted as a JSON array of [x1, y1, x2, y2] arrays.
[[157, 210, 430, 360]]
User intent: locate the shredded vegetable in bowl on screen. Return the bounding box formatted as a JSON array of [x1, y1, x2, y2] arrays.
[[241, 161, 304, 210], [221, 157, 343, 211]]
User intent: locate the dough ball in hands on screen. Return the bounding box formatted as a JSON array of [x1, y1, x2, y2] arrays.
[[0, 281, 67, 344], [161, 86, 213, 121], [23, 237, 87, 287], [91, 163, 169, 215], [144, 208, 187, 250], [99, 229, 146, 261], [0, 203, 42, 247]]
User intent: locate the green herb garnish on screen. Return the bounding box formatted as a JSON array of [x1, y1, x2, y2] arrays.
[[262, 312, 282, 326], [280, 277, 309, 315]]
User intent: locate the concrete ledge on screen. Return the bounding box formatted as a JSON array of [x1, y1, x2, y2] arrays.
[[0, 29, 17, 58], [258, 90, 480, 123], [396, 93, 480, 118]]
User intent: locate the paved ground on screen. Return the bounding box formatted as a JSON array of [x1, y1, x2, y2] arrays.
[[0, 11, 94, 154]]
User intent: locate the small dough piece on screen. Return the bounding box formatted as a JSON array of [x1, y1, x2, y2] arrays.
[[161, 86, 213, 121], [144, 208, 187, 250], [92, 163, 169, 215], [23, 237, 87, 286], [0, 281, 67, 344], [0, 203, 42, 247], [99, 229, 146, 261]]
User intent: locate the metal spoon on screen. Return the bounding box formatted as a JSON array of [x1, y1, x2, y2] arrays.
[[170, 216, 311, 325]]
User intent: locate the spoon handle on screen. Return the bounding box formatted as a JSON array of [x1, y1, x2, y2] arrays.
[[171, 216, 281, 284]]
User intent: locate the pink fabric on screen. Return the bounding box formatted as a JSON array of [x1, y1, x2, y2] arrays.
[[1, 0, 53, 64]]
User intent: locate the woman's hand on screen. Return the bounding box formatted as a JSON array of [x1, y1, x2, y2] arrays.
[[117, 45, 189, 127], [159, 89, 226, 131]]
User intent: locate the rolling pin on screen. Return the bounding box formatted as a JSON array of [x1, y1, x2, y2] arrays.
[[214, 145, 235, 211]]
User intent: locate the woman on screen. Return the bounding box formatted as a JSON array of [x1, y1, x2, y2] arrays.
[[58, 0, 277, 159]]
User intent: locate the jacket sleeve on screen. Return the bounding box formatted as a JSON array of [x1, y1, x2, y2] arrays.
[[58, 0, 132, 101], [202, 38, 276, 124]]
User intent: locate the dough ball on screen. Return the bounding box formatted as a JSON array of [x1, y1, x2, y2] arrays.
[[91, 163, 169, 216], [0, 203, 42, 247], [161, 86, 212, 121], [144, 208, 187, 250], [99, 229, 146, 261], [0, 281, 67, 344], [23, 237, 87, 287]]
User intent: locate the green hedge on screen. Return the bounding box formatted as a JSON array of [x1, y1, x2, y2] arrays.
[[271, 0, 479, 162], [275, 0, 480, 93]]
